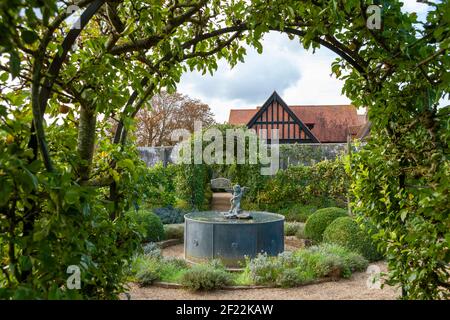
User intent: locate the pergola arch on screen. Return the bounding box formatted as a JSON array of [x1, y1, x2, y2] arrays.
[[34, 1, 371, 156], [6, 0, 448, 300]]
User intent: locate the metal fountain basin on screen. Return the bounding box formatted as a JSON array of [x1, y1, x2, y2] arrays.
[[184, 211, 285, 268]]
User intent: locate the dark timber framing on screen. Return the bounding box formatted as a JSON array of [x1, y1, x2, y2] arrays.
[[247, 91, 320, 144]]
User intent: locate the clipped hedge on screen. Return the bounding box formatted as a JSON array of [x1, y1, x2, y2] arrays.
[[304, 207, 347, 243], [323, 217, 383, 262], [128, 209, 165, 242]]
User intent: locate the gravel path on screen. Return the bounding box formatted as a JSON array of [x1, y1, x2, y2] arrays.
[[125, 241, 400, 300], [161, 237, 306, 259], [125, 261, 399, 300]]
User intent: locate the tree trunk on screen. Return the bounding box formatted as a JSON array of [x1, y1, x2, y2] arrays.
[[77, 106, 97, 181]]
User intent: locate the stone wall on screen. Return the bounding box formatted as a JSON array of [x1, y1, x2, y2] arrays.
[[138, 147, 173, 167], [138, 143, 349, 168], [279, 143, 348, 168]]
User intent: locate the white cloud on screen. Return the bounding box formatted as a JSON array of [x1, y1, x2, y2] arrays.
[[399, 0, 430, 22], [281, 50, 349, 106], [400, 0, 429, 14], [178, 32, 350, 123], [178, 1, 438, 123]]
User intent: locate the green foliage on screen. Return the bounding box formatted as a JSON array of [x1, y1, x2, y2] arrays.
[[280, 204, 318, 222], [306, 244, 369, 277], [284, 222, 304, 236], [164, 224, 184, 240], [1, 0, 448, 300], [175, 164, 212, 210], [180, 260, 232, 291], [0, 128, 144, 298], [244, 244, 368, 286], [256, 158, 348, 211], [142, 242, 162, 259], [350, 134, 450, 299], [136, 266, 160, 286], [280, 143, 347, 166], [323, 217, 383, 262], [304, 208, 348, 243], [142, 164, 178, 208], [276, 269, 316, 288], [153, 206, 185, 224], [127, 210, 165, 242], [176, 124, 267, 209], [132, 254, 189, 286], [245, 253, 281, 285], [295, 224, 307, 240]]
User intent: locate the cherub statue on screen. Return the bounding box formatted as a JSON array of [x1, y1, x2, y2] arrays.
[[224, 184, 250, 219]]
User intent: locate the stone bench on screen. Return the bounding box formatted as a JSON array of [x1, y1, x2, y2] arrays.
[[210, 177, 233, 192]]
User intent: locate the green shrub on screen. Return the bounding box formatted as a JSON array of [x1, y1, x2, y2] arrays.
[[164, 257, 189, 270], [241, 198, 261, 211], [136, 266, 160, 286], [142, 242, 162, 259], [276, 268, 316, 287], [174, 198, 190, 210], [294, 244, 368, 279], [284, 222, 304, 236], [132, 254, 189, 286], [256, 158, 348, 210], [164, 224, 184, 240], [292, 204, 318, 222], [132, 256, 163, 286], [280, 204, 317, 222], [295, 224, 306, 240], [180, 261, 231, 291], [128, 209, 165, 242], [276, 269, 299, 287], [153, 206, 185, 224], [316, 243, 369, 273], [323, 217, 383, 261], [157, 258, 189, 283], [175, 163, 212, 210], [246, 253, 281, 285], [244, 244, 368, 286], [143, 163, 178, 207], [304, 207, 347, 243]]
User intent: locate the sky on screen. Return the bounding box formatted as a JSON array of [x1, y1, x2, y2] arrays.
[[177, 1, 434, 123]]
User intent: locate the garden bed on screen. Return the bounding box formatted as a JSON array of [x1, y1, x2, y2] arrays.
[[124, 260, 400, 300], [130, 238, 378, 291]]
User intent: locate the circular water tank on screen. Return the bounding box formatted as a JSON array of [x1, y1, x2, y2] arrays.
[[184, 211, 284, 268]]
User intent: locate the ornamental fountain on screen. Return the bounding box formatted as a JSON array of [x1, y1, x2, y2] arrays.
[[184, 181, 284, 268]]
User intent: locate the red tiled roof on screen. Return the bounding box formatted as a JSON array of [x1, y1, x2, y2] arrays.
[[228, 109, 256, 125], [229, 104, 365, 143]]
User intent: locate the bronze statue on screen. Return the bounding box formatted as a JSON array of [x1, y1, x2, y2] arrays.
[[224, 184, 251, 219]]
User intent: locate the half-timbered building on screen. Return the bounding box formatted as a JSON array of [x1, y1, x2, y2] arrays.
[[228, 91, 367, 143]]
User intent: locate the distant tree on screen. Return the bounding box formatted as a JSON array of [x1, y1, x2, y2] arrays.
[[135, 91, 215, 146]]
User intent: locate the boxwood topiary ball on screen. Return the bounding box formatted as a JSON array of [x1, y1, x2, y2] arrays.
[[304, 207, 347, 243], [323, 216, 383, 262]]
